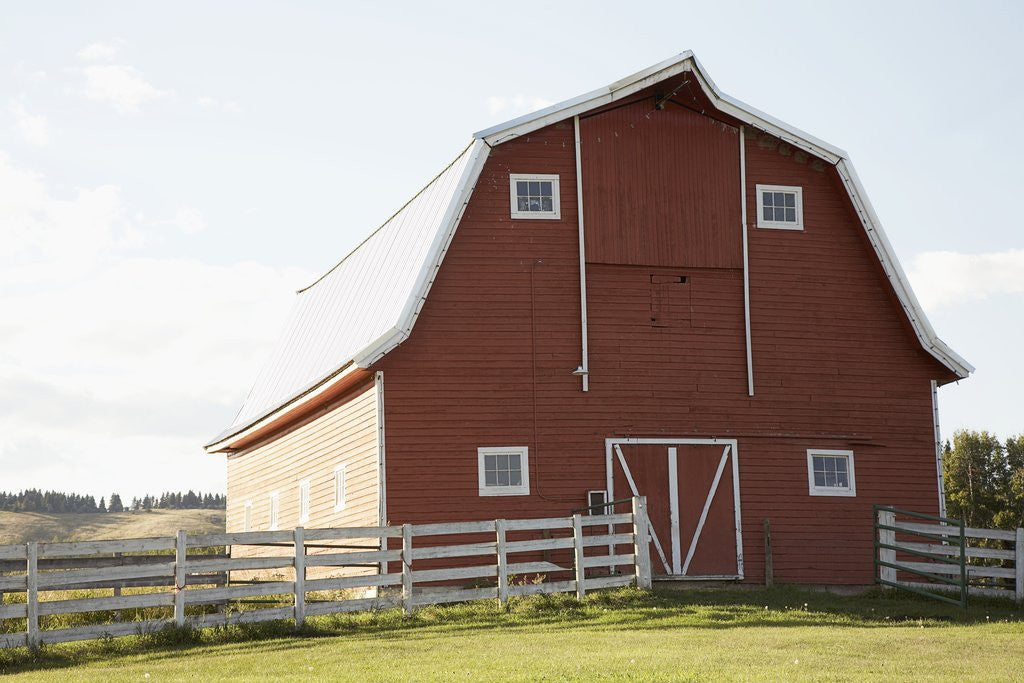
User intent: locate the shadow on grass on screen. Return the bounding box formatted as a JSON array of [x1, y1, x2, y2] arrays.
[[2, 585, 1022, 675]]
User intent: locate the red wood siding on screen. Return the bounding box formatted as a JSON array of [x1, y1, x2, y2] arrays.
[[581, 99, 742, 268], [372, 111, 946, 585]]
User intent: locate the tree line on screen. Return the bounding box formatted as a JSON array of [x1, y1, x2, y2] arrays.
[[944, 430, 1024, 529], [0, 490, 225, 514]]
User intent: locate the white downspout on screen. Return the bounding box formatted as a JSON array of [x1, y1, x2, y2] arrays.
[[932, 379, 947, 517], [574, 115, 590, 392], [740, 127, 754, 396]]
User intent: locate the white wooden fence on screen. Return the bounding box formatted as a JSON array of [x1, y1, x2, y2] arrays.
[[0, 497, 652, 650], [876, 508, 1024, 602]]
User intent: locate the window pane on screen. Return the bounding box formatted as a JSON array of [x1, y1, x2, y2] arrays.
[[529, 181, 541, 195], [762, 191, 773, 207], [541, 197, 553, 211], [784, 193, 796, 207], [496, 470, 510, 486], [496, 454, 508, 470], [516, 181, 528, 197], [508, 454, 521, 471], [835, 458, 848, 474], [836, 471, 849, 487], [785, 207, 796, 222], [485, 454, 497, 472], [774, 192, 785, 207], [540, 181, 552, 196], [485, 470, 497, 486], [774, 207, 786, 221], [529, 198, 542, 211], [517, 197, 529, 211], [763, 207, 773, 221], [814, 471, 827, 487], [509, 470, 522, 486], [824, 458, 837, 474]]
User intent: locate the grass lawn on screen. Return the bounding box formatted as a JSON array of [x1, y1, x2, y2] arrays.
[[0, 509, 225, 545], [2, 586, 1023, 681]]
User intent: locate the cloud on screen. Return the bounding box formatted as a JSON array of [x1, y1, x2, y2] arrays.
[[0, 151, 313, 498], [77, 41, 121, 63], [197, 96, 242, 114], [173, 206, 206, 234], [907, 249, 1024, 311], [78, 64, 167, 114], [7, 97, 50, 146], [485, 94, 554, 118]]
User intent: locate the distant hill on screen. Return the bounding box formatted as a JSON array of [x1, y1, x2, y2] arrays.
[[0, 508, 225, 545]]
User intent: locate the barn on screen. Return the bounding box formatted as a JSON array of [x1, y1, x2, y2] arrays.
[[205, 52, 972, 585]]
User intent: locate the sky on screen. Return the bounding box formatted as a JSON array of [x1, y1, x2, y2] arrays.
[[1, 1, 1022, 501]]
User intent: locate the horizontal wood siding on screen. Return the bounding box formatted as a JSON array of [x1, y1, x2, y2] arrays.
[[226, 379, 379, 577], [581, 97, 741, 268]]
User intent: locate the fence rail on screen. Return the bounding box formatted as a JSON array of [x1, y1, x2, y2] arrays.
[[875, 505, 1024, 606], [0, 496, 652, 650]]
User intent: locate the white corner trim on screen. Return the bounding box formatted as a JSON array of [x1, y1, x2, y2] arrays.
[[755, 184, 804, 231], [806, 449, 856, 497], [931, 380, 947, 518], [509, 173, 561, 219], [477, 446, 531, 496], [268, 490, 280, 530]]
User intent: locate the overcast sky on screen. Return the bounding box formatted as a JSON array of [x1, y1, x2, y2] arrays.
[[2, 1, 1022, 500]]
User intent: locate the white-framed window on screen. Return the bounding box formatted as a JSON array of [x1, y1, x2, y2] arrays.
[[334, 464, 347, 512], [268, 491, 280, 530], [807, 449, 856, 497], [243, 499, 253, 532], [478, 446, 530, 496], [509, 174, 560, 219], [298, 480, 310, 524], [586, 490, 609, 515], [756, 184, 803, 230]]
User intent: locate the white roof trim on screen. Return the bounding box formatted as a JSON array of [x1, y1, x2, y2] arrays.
[[473, 52, 971, 379]]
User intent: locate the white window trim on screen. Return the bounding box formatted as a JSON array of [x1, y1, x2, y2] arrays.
[[243, 499, 253, 532], [478, 446, 530, 496], [268, 491, 280, 530], [334, 464, 347, 512], [807, 449, 856, 497], [509, 174, 561, 220], [756, 184, 804, 230], [298, 479, 311, 524]]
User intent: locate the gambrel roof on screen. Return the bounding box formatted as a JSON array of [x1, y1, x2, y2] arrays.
[[206, 51, 971, 451]]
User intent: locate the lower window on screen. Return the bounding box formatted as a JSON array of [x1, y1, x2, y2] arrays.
[[478, 446, 530, 496], [807, 449, 856, 497]]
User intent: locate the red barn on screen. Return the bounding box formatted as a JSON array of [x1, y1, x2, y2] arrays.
[[206, 53, 971, 585]]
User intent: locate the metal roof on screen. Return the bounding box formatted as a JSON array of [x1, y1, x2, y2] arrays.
[[208, 52, 971, 449]]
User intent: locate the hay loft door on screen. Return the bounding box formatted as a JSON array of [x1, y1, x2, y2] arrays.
[[606, 438, 743, 579]]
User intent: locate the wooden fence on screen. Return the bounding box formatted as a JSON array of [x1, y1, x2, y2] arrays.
[[876, 506, 1024, 603], [0, 497, 652, 650]]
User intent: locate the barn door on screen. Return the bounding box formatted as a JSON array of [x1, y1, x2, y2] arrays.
[[609, 439, 743, 579]]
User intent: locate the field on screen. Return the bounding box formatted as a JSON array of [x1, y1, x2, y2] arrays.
[[1, 586, 1022, 681], [0, 509, 225, 545]]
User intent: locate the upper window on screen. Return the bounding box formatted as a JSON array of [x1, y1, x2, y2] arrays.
[[334, 464, 347, 512], [298, 480, 310, 524], [510, 174, 560, 219], [807, 449, 856, 497], [268, 491, 280, 530], [756, 184, 803, 230], [478, 446, 530, 496]]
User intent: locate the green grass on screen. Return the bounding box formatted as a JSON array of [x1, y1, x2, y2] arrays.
[[0, 509, 225, 545], [2, 586, 1024, 681]]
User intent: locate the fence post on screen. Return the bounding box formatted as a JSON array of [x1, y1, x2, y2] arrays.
[[26, 542, 39, 651], [174, 530, 187, 626], [294, 526, 306, 627], [401, 524, 413, 616], [878, 509, 896, 588], [495, 519, 509, 607], [631, 497, 652, 589], [573, 514, 586, 599], [1015, 527, 1023, 603]]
